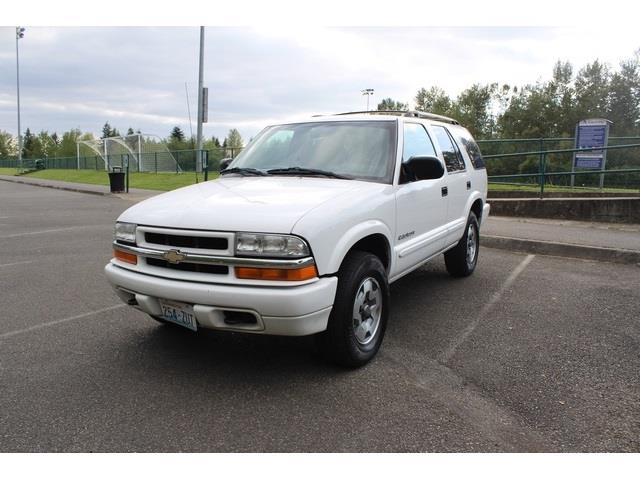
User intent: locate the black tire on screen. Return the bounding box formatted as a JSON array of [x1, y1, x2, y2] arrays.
[[444, 212, 480, 278], [317, 251, 389, 368]]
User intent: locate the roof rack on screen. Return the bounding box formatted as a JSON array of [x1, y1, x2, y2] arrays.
[[330, 110, 460, 125]]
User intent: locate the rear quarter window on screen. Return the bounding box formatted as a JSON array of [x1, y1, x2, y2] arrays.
[[457, 130, 485, 169]]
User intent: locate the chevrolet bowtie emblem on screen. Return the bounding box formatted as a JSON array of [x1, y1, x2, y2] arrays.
[[163, 249, 187, 264]]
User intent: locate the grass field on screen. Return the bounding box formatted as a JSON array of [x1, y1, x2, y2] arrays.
[[488, 182, 639, 194], [19, 169, 218, 191], [0, 168, 19, 175]]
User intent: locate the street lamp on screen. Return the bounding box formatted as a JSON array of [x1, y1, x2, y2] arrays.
[[16, 27, 25, 171], [361, 88, 374, 111]]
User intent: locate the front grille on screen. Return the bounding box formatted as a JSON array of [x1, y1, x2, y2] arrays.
[[146, 258, 229, 275], [145, 232, 228, 250]]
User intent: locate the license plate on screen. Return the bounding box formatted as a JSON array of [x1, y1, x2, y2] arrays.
[[159, 300, 197, 331]]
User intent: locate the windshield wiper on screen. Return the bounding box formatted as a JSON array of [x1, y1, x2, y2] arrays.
[[220, 167, 268, 176], [266, 167, 350, 179]]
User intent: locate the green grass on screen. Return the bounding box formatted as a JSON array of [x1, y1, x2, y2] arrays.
[[22, 169, 218, 191], [0, 168, 19, 175], [489, 182, 639, 194]]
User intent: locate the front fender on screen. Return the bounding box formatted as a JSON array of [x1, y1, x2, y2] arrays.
[[322, 220, 393, 275]]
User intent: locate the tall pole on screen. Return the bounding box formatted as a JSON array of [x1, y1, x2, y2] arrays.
[[16, 27, 24, 171], [361, 88, 374, 111], [138, 133, 142, 172], [196, 26, 205, 172]]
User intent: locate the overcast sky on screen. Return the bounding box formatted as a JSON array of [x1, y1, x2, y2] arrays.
[[0, 26, 638, 141]]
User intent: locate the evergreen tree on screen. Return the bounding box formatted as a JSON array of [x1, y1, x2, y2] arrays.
[[22, 128, 34, 158], [170, 126, 185, 142], [102, 122, 112, 139]]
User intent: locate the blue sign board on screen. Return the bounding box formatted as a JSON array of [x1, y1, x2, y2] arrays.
[[576, 124, 607, 153], [575, 156, 603, 169], [573, 119, 610, 170]]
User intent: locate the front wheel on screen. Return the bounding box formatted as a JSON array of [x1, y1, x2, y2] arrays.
[[317, 251, 389, 368], [444, 212, 480, 278]]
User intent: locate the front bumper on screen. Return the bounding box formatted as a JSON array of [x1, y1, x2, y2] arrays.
[[104, 263, 337, 336]]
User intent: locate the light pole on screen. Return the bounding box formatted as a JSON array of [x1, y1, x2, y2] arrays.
[[361, 88, 374, 111], [16, 27, 25, 171], [196, 26, 205, 173]]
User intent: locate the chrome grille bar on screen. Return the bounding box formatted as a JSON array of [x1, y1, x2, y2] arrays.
[[113, 241, 314, 269]]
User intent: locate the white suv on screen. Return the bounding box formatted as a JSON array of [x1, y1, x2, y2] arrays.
[[105, 111, 489, 367]]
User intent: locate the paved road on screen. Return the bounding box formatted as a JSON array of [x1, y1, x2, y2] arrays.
[[1, 182, 638, 452]]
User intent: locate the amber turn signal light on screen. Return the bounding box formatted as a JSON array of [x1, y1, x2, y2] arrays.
[[114, 249, 137, 265], [235, 264, 317, 281]]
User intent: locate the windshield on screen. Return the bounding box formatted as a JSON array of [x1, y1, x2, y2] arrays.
[[229, 121, 397, 183]]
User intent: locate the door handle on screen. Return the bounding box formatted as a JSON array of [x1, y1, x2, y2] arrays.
[[441, 186, 448, 197], [467, 180, 471, 190]]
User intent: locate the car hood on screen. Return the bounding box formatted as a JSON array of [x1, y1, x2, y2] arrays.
[[118, 176, 381, 233]]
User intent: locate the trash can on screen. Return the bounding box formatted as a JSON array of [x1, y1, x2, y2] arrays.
[[108, 167, 126, 193]]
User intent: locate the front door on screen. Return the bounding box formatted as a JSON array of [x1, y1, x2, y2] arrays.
[[394, 122, 449, 277]]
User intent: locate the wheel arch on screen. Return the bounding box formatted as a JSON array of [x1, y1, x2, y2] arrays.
[[323, 221, 393, 276], [466, 194, 484, 224]]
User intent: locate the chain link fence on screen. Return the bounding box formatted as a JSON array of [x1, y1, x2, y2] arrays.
[[0, 147, 244, 173]]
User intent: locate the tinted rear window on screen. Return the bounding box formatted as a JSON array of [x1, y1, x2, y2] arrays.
[[457, 130, 485, 169]]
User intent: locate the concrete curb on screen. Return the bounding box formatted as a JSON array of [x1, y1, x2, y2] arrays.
[[489, 197, 640, 223], [482, 234, 640, 265], [0, 176, 111, 196]]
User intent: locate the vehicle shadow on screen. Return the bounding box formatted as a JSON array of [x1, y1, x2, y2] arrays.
[[111, 262, 457, 386]]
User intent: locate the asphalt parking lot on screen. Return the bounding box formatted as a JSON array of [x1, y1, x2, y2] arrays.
[[0, 181, 638, 452]]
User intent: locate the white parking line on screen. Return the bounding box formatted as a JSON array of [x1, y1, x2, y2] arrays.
[[0, 304, 126, 341], [0, 260, 35, 268], [0, 225, 110, 239], [440, 254, 536, 363]]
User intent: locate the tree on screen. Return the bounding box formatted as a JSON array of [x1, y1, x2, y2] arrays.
[[607, 51, 640, 135], [102, 122, 112, 139], [225, 129, 244, 149], [377, 98, 408, 111], [58, 129, 82, 157], [574, 60, 611, 120], [126, 127, 135, 136], [101, 122, 120, 139], [170, 126, 185, 142], [0, 130, 15, 158], [414, 87, 454, 117], [451, 83, 498, 138], [22, 128, 35, 158]]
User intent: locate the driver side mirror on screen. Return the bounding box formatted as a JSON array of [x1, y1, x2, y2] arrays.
[[219, 158, 232, 171], [403, 155, 444, 181]]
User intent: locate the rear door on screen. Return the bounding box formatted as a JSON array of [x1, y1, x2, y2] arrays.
[[393, 122, 449, 277], [430, 125, 470, 247]]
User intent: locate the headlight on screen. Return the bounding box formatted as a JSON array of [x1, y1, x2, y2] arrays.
[[235, 233, 310, 258], [114, 222, 137, 244]]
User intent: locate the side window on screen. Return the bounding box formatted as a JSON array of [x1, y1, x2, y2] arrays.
[[403, 123, 437, 161], [431, 125, 466, 172], [458, 133, 486, 169]]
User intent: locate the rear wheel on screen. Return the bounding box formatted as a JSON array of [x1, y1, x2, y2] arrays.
[[444, 212, 480, 278], [318, 251, 389, 368]]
